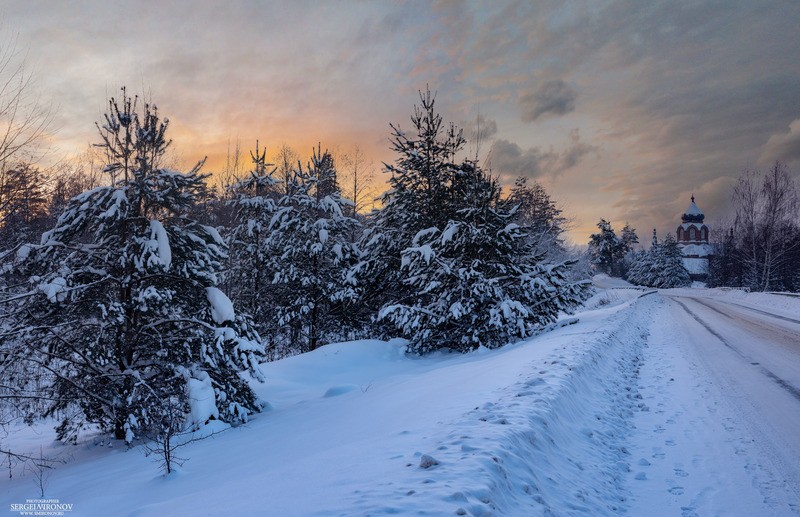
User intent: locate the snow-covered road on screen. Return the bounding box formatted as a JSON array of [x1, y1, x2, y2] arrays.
[[627, 291, 800, 516]]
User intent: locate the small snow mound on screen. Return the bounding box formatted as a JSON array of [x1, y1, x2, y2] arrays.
[[150, 220, 172, 270], [323, 385, 358, 398], [186, 372, 219, 430], [206, 287, 235, 324]]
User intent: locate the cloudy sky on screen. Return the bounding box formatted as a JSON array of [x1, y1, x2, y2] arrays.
[[3, 0, 799, 243]]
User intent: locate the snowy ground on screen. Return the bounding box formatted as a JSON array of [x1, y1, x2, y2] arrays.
[[2, 284, 799, 516]]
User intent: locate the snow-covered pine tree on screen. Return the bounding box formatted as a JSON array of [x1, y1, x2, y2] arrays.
[[264, 146, 360, 354], [618, 223, 639, 277], [506, 176, 568, 259], [225, 142, 281, 341], [7, 89, 265, 443], [627, 233, 691, 288], [653, 234, 691, 287], [624, 249, 652, 286], [354, 88, 465, 327], [379, 161, 588, 353], [588, 219, 621, 275]]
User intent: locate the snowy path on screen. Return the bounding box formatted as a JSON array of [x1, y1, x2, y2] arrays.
[[626, 293, 800, 516]]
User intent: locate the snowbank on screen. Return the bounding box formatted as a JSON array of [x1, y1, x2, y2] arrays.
[[1, 294, 656, 516]]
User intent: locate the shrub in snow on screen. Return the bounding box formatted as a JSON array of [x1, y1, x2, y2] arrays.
[[7, 89, 265, 443]]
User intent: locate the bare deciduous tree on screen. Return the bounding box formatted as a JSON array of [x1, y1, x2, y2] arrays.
[[275, 144, 299, 196], [0, 34, 53, 169], [339, 144, 375, 217], [733, 162, 799, 291]]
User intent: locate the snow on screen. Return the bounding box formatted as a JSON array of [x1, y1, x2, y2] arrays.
[[205, 287, 235, 324], [682, 256, 708, 274], [441, 223, 458, 244], [37, 277, 67, 303], [149, 220, 172, 270], [2, 288, 799, 515], [680, 243, 712, 256], [186, 372, 220, 430], [15, 244, 31, 261], [201, 225, 225, 247], [684, 200, 703, 216]]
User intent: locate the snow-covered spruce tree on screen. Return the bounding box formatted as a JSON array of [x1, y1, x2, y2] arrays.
[[379, 162, 588, 353], [8, 89, 265, 443], [355, 88, 465, 326], [358, 90, 588, 353], [627, 233, 690, 288], [588, 219, 620, 275], [263, 146, 360, 354], [225, 142, 281, 340], [653, 234, 692, 287], [587, 219, 636, 277]]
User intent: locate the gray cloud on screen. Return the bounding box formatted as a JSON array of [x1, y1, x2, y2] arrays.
[[488, 129, 596, 179], [489, 139, 558, 178], [761, 119, 800, 165], [463, 114, 498, 141], [519, 80, 577, 122]]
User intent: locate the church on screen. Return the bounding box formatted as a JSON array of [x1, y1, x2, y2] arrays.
[[676, 195, 713, 281]]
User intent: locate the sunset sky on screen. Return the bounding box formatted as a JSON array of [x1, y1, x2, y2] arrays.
[[3, 0, 800, 244]]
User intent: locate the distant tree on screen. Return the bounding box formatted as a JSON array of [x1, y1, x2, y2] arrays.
[[3, 89, 265, 444], [225, 142, 281, 342], [706, 226, 741, 288], [587, 219, 638, 277], [588, 219, 619, 275], [627, 233, 690, 288], [274, 144, 299, 197], [0, 163, 49, 247], [618, 223, 639, 277], [0, 35, 53, 168]]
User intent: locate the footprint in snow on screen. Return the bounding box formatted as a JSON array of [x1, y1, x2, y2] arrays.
[[665, 439, 676, 446], [668, 486, 685, 495], [674, 468, 689, 477]]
